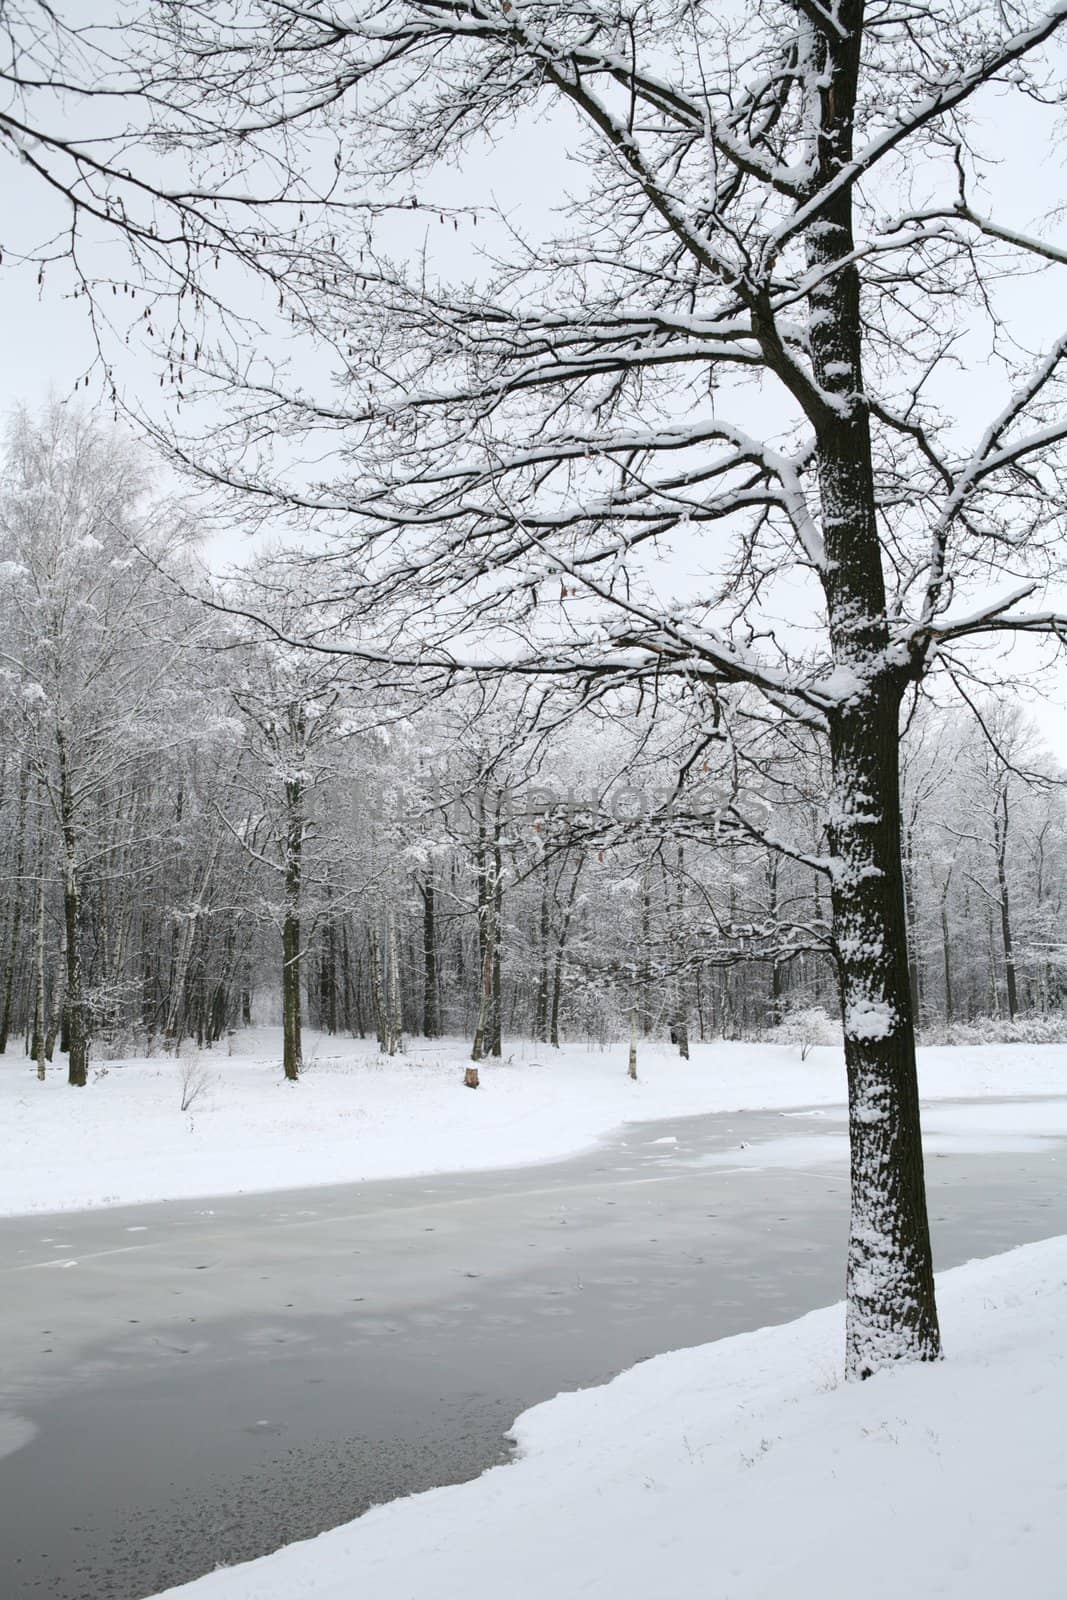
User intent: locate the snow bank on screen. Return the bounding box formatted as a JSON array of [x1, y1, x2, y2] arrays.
[[2, 1028, 1063, 1218], [145, 1235, 1067, 1600]]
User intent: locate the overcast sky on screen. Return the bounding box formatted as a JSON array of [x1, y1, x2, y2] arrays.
[[1, 20, 1065, 754]]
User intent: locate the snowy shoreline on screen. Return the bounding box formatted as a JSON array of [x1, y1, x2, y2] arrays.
[[142, 1234, 1067, 1600], [3, 1027, 1064, 1219]]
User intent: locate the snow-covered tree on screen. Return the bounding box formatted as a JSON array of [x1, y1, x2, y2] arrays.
[[160, 1, 1067, 1377], [0, 407, 192, 1082]]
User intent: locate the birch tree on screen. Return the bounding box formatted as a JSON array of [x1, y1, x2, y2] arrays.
[[0, 407, 190, 1083]]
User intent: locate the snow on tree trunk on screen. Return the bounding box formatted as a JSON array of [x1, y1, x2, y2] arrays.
[[828, 695, 941, 1377], [387, 908, 403, 1055], [804, 5, 940, 1376], [490, 817, 503, 1059], [994, 787, 1019, 1021], [0, 758, 28, 1055]]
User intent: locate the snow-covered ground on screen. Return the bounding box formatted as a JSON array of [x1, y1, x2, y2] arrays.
[[142, 1234, 1067, 1600], [2, 1028, 1064, 1217]]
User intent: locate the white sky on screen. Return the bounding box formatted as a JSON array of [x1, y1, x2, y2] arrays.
[[0, 21, 1065, 757]]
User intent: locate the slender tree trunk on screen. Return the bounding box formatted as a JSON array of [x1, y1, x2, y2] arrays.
[[535, 859, 550, 1043], [549, 857, 583, 1049], [281, 774, 303, 1081], [470, 913, 494, 1063], [812, 871, 825, 1005], [766, 857, 783, 1027], [55, 730, 88, 1087], [939, 863, 955, 1026], [339, 918, 353, 1034], [473, 793, 489, 1048], [45, 923, 65, 1062], [903, 835, 922, 1023], [420, 876, 440, 1037], [802, 4, 940, 1377], [369, 923, 389, 1052], [0, 760, 29, 1053], [666, 849, 689, 1057], [33, 825, 47, 1081], [387, 908, 403, 1054], [940, 903, 954, 1026], [319, 882, 338, 1035], [639, 870, 652, 1035], [490, 811, 503, 1058], [994, 788, 1018, 1021]]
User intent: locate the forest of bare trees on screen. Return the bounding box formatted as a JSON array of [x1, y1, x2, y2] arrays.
[[1, 410, 1062, 1082], [4, 1, 1067, 1387]]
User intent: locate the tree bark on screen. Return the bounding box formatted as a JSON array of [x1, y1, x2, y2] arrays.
[[387, 908, 403, 1054], [319, 882, 338, 1035], [940, 899, 954, 1026], [33, 818, 47, 1082], [420, 876, 440, 1037], [281, 773, 303, 1081], [0, 759, 29, 1054], [993, 786, 1018, 1021], [490, 811, 503, 1058], [549, 856, 583, 1048], [903, 835, 923, 1022], [535, 858, 550, 1043], [801, 3, 940, 1377], [56, 729, 88, 1087], [470, 914, 493, 1063], [369, 922, 388, 1052]]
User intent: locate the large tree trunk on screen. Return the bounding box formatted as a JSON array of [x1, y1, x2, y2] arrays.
[[826, 696, 940, 1377], [803, 2, 940, 1378]]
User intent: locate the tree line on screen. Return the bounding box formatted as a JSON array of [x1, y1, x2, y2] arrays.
[[1, 409, 1062, 1087]]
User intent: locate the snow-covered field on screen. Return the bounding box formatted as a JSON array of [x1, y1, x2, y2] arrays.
[[143, 1234, 1067, 1600], [2, 1027, 1064, 1217]]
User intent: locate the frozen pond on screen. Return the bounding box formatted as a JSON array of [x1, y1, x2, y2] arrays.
[[1, 1099, 1065, 1600]]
